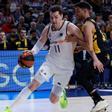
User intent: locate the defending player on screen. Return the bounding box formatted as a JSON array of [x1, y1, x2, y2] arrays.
[[71, 2, 108, 112]]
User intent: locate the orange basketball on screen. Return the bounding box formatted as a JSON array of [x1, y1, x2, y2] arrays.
[[18, 51, 34, 68]]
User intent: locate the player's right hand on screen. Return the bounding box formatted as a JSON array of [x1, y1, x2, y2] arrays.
[[18, 54, 26, 68]]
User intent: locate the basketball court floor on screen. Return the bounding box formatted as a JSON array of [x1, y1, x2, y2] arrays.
[[0, 89, 112, 112]]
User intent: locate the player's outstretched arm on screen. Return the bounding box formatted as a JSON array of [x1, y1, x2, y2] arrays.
[[66, 22, 104, 72], [31, 25, 49, 55], [83, 22, 104, 72]]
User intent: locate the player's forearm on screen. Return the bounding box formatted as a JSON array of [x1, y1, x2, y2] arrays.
[[76, 39, 92, 52], [87, 50, 99, 62], [76, 41, 99, 62], [31, 40, 45, 55], [84, 42, 99, 61]]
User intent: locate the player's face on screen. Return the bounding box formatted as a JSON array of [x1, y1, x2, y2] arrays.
[[50, 11, 63, 28], [75, 7, 85, 20]]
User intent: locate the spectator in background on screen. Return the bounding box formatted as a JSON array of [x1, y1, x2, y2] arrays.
[[42, 3, 50, 25], [16, 28, 31, 50], [0, 12, 5, 27], [28, 21, 39, 38], [13, 6, 22, 23], [9, 0, 17, 14], [29, 0, 44, 8], [21, 0, 30, 14], [32, 8, 40, 20], [17, 16, 29, 32], [7, 25, 19, 50], [24, 11, 32, 25], [0, 30, 8, 50], [28, 29, 38, 49], [36, 13, 45, 37], [95, 14, 105, 28], [47, 0, 55, 6], [36, 13, 50, 50], [63, 9, 74, 22], [31, 5, 43, 22], [63, 11, 69, 21], [106, 14, 112, 38], [1, 16, 14, 33], [3, 4, 15, 23], [100, 24, 107, 34]]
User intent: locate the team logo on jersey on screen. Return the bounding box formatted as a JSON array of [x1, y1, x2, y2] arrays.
[[59, 33, 63, 37], [57, 82, 61, 85]]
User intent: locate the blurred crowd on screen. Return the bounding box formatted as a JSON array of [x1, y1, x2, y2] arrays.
[[0, 0, 112, 50], [0, 0, 112, 88]]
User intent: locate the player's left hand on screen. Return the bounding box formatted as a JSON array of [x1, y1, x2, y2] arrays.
[[93, 59, 104, 73]]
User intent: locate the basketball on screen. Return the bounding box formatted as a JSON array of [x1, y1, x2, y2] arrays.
[[18, 51, 34, 68]]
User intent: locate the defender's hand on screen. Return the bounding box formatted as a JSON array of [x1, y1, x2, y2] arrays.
[[93, 60, 104, 73]]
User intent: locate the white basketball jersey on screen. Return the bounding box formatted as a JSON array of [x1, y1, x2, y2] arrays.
[[46, 21, 74, 71]]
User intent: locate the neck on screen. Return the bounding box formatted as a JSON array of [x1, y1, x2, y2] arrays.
[[83, 13, 91, 21], [52, 20, 64, 30]]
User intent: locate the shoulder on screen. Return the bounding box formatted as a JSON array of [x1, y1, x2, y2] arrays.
[[44, 24, 50, 30], [67, 22, 79, 31], [82, 21, 95, 32], [67, 22, 77, 28], [84, 21, 94, 28], [41, 24, 50, 34]]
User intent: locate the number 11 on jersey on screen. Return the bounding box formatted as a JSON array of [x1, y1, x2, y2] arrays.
[[54, 45, 60, 53]]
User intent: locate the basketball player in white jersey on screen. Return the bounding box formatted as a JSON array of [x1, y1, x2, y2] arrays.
[[4, 5, 104, 112]]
